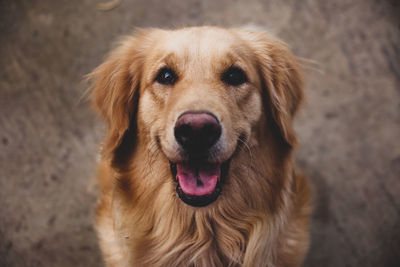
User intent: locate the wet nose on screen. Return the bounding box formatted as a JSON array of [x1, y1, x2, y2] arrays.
[[174, 112, 221, 152]]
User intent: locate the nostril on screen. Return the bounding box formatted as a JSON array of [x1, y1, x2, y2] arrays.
[[201, 122, 221, 146], [174, 112, 221, 151], [175, 124, 192, 146]]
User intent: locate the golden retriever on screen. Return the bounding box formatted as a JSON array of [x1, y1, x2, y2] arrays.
[[89, 26, 311, 267]]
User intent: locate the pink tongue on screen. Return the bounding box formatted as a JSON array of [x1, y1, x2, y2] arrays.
[[176, 163, 221, 196]]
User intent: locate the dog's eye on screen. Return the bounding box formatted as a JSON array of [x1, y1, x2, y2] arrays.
[[221, 67, 248, 86], [155, 67, 177, 85]]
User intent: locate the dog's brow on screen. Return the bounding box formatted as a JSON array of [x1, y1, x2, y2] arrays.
[[160, 52, 177, 64], [150, 53, 181, 76], [217, 54, 249, 72]]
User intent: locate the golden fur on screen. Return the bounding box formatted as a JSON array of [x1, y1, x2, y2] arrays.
[[89, 26, 311, 267]]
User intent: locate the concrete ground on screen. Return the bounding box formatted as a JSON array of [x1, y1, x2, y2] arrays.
[[1, 0, 399, 266]]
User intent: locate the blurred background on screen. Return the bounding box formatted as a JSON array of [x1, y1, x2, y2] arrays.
[[0, 0, 399, 266]]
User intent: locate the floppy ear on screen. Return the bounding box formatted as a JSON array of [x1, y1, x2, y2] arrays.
[[237, 30, 304, 147], [88, 35, 144, 159]]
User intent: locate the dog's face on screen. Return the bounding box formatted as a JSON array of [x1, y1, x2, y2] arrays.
[[138, 28, 263, 206], [90, 27, 303, 208]]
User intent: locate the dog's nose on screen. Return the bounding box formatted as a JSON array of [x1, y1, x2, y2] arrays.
[[174, 112, 221, 152]]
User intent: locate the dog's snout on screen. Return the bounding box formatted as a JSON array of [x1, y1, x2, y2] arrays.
[[174, 112, 221, 152]]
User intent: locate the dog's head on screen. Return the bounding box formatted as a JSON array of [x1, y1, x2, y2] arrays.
[[90, 27, 303, 208]]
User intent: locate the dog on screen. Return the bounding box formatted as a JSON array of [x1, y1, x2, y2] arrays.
[[89, 26, 311, 267]]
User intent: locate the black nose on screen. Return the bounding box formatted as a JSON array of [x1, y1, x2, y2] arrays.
[[174, 112, 221, 153]]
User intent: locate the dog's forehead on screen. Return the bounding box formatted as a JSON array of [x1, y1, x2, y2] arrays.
[[170, 28, 234, 48], [153, 28, 248, 61]]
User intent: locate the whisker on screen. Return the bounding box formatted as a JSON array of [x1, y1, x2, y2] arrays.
[[237, 137, 253, 180], [237, 137, 253, 162], [237, 137, 275, 188]]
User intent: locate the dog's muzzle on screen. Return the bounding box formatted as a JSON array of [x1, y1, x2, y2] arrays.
[[171, 111, 226, 207]]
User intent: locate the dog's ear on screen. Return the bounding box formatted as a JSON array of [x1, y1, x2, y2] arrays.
[[88, 34, 145, 159], [237, 30, 304, 147]]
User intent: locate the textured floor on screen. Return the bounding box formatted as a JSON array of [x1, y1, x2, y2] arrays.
[[1, 0, 399, 266]]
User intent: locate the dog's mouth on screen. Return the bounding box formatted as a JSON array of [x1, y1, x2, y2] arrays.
[[170, 159, 231, 207]]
